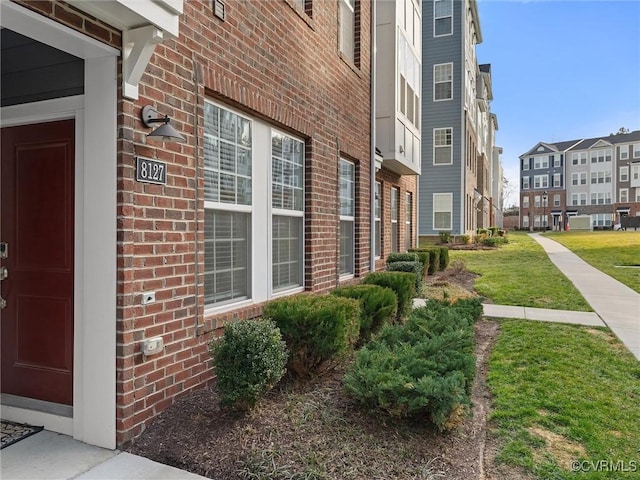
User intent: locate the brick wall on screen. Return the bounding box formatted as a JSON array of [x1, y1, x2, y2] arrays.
[[117, 0, 373, 445], [20, 0, 375, 447]]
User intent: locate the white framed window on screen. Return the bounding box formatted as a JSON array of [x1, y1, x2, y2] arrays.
[[405, 192, 412, 250], [391, 187, 399, 253], [620, 188, 629, 203], [591, 151, 597, 163], [590, 193, 597, 205], [571, 153, 578, 165], [522, 215, 529, 228], [272, 131, 305, 292], [522, 158, 530, 170], [434, 63, 453, 101], [398, 32, 421, 128], [339, 0, 355, 63], [605, 149, 612, 162], [534, 215, 541, 228], [580, 152, 587, 164], [339, 159, 355, 276], [534, 175, 548, 188], [553, 173, 562, 187], [434, 127, 453, 165], [580, 193, 587, 205], [571, 193, 579, 206], [434, 0, 453, 36], [580, 172, 587, 185], [605, 171, 612, 183], [204, 102, 253, 306], [374, 181, 381, 258], [633, 143, 640, 158], [620, 146, 629, 160], [534, 195, 541, 207], [522, 196, 529, 208], [534, 157, 548, 169], [554, 155, 561, 167], [522, 176, 530, 189], [620, 166, 629, 182], [633, 164, 640, 181], [553, 194, 560, 207], [636, 189, 640, 202], [592, 213, 613, 227], [572, 173, 579, 186], [433, 193, 453, 230]]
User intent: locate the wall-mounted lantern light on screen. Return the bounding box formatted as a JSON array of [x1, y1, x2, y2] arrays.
[[141, 105, 186, 142]]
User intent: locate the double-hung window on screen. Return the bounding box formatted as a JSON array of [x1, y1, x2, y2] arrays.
[[522, 196, 529, 208], [633, 144, 640, 158], [204, 103, 252, 305], [339, 159, 355, 275], [434, 127, 452, 164], [405, 192, 412, 250], [339, 0, 355, 63], [272, 132, 305, 292], [433, 193, 453, 230], [620, 189, 629, 203], [553, 173, 561, 187], [620, 166, 629, 182], [434, 63, 452, 101], [619, 146, 629, 160], [434, 0, 452, 36], [391, 187, 399, 253]]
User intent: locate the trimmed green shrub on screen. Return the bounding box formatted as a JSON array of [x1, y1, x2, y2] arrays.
[[344, 299, 479, 430], [262, 294, 360, 376], [438, 247, 450, 270], [411, 248, 440, 275], [387, 261, 422, 292], [332, 284, 397, 344], [386, 252, 419, 264], [481, 236, 508, 247], [210, 319, 288, 411], [362, 271, 416, 322]]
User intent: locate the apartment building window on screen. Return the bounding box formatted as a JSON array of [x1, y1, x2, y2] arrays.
[[534, 195, 540, 207], [534, 175, 548, 189], [620, 189, 629, 203], [571, 173, 579, 186], [272, 132, 305, 292], [605, 149, 612, 162], [620, 166, 629, 181], [571, 193, 578, 206], [592, 214, 612, 227], [571, 153, 578, 165], [534, 215, 541, 228], [433, 193, 453, 230], [522, 176, 530, 189], [339, 159, 355, 275], [339, 0, 356, 63], [554, 155, 562, 167], [374, 181, 381, 258], [605, 171, 612, 183], [633, 164, 640, 181], [399, 33, 420, 128], [522, 196, 529, 208], [391, 187, 399, 253], [434, 63, 453, 101], [553, 194, 560, 207], [620, 146, 629, 160], [633, 144, 640, 158], [434, 0, 453, 36], [522, 215, 529, 228], [405, 192, 413, 250], [553, 173, 562, 187], [204, 103, 252, 306], [522, 158, 530, 170], [534, 157, 549, 169], [580, 152, 587, 164], [636, 189, 640, 202], [590, 151, 597, 163], [580, 173, 587, 185], [434, 127, 453, 164], [580, 193, 587, 205]]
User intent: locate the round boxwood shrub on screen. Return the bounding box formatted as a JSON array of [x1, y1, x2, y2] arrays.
[[210, 319, 288, 411], [362, 271, 416, 322], [387, 260, 423, 292]]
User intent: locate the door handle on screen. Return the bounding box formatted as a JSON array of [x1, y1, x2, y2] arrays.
[[0, 267, 7, 281]]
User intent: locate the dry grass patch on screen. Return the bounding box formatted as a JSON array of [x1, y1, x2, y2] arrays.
[[528, 426, 587, 471]]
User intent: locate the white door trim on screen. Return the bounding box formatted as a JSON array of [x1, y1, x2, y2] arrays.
[[1, 3, 118, 450]]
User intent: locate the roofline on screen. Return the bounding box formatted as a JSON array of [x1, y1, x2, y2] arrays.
[[470, 0, 483, 44]]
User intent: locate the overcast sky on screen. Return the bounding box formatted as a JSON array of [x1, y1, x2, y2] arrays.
[[475, 0, 640, 206]]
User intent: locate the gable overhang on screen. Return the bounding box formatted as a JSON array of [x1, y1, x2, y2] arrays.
[[67, 0, 184, 99]]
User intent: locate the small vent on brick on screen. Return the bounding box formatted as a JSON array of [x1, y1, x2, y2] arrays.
[[213, 0, 226, 21]]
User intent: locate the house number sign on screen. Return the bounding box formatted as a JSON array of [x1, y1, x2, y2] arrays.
[[136, 157, 167, 185]]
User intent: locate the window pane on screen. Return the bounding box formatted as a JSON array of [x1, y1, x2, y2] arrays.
[[204, 210, 250, 305], [339, 220, 354, 275], [272, 132, 304, 212], [339, 159, 355, 216], [435, 17, 452, 36], [339, 0, 355, 62], [272, 215, 303, 291]]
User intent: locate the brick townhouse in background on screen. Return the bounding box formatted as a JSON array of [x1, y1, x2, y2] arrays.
[[0, 0, 419, 448]]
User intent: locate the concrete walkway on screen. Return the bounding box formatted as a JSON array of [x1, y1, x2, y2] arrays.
[[530, 234, 639, 360]]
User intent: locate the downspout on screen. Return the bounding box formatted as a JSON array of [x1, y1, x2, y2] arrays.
[[192, 55, 201, 337], [369, 0, 377, 272]]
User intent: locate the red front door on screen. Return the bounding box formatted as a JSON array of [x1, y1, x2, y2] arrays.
[[1, 120, 75, 406]]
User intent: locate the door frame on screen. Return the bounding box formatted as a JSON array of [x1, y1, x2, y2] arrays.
[[0, 2, 118, 449]]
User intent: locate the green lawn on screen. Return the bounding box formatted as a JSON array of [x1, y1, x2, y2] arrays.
[[449, 232, 592, 311], [545, 231, 640, 293], [489, 320, 640, 479]]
